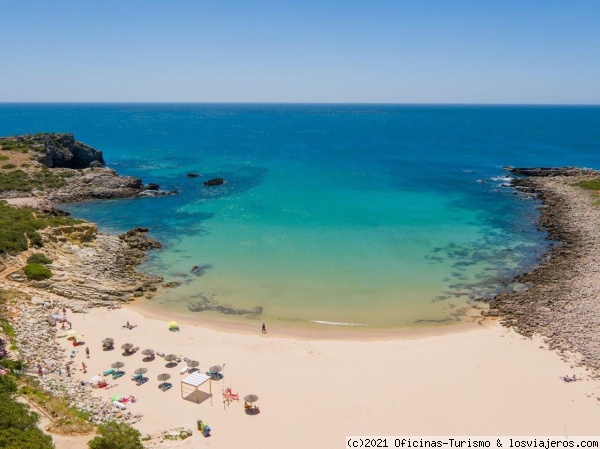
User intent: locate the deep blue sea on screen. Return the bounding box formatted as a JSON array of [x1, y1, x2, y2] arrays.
[[1, 104, 599, 328]]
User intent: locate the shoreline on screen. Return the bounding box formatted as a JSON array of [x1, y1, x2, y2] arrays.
[[130, 298, 488, 341], [486, 168, 600, 375]]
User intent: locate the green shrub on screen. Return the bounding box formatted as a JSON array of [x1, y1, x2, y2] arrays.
[[0, 156, 8, 161], [26, 253, 52, 265], [0, 201, 82, 255], [1, 164, 16, 169], [23, 264, 52, 281], [577, 179, 600, 190], [88, 421, 144, 449]]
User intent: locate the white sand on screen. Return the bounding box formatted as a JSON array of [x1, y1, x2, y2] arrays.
[[56, 306, 600, 448]]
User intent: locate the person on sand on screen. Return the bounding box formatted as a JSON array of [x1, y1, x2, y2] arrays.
[[62, 307, 66, 315], [68, 321, 72, 330], [82, 362, 87, 373], [66, 364, 71, 377], [262, 323, 266, 334], [86, 347, 89, 358]]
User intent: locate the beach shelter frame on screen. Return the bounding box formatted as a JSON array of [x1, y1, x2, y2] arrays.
[[180, 372, 212, 403]]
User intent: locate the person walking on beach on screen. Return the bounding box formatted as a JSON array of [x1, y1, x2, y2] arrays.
[[85, 347, 89, 358], [82, 362, 87, 373], [262, 323, 267, 334], [66, 364, 71, 377], [68, 321, 72, 330], [62, 307, 66, 316], [37, 364, 43, 377]]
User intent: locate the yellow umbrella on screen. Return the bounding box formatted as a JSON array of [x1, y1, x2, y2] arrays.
[[67, 334, 83, 341], [66, 330, 77, 336], [168, 321, 178, 328]]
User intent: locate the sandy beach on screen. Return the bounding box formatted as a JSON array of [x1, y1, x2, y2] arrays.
[[52, 305, 600, 448]]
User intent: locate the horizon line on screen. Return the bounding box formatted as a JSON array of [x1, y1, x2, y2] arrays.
[[0, 101, 599, 107]]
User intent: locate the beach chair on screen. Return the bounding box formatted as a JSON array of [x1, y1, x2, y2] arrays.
[[102, 369, 115, 376], [131, 373, 143, 381], [223, 387, 239, 401], [112, 400, 126, 410], [207, 371, 223, 380], [160, 382, 173, 392], [112, 371, 125, 379], [179, 366, 188, 375], [136, 377, 149, 386]]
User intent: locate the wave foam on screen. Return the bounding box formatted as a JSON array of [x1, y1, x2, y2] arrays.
[[310, 320, 367, 327]]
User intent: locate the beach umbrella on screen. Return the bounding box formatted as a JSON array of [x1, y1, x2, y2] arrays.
[[51, 313, 65, 320], [66, 330, 77, 336], [157, 373, 171, 387], [89, 375, 102, 384], [168, 321, 178, 328], [164, 354, 178, 367], [67, 334, 83, 341], [121, 343, 133, 351], [244, 394, 259, 404], [141, 349, 154, 356], [134, 368, 147, 375], [111, 361, 125, 373], [187, 360, 199, 368], [209, 365, 222, 373], [102, 338, 114, 344]]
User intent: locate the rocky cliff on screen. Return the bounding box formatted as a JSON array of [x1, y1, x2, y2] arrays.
[[18, 133, 105, 169]]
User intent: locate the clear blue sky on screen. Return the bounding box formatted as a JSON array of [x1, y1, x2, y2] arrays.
[[1, 0, 599, 103]]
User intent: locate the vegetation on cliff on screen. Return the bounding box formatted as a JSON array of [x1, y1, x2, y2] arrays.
[[23, 264, 52, 281], [88, 421, 144, 449], [0, 201, 82, 255], [26, 253, 53, 265], [0, 368, 55, 449], [576, 178, 600, 191]]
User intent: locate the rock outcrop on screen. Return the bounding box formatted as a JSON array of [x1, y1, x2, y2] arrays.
[[504, 166, 597, 177], [484, 167, 600, 375], [31, 133, 106, 169], [27, 224, 164, 306], [204, 177, 224, 186]]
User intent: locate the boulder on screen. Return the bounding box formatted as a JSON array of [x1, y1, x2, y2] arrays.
[[186, 173, 200, 178], [204, 177, 224, 186], [32, 133, 105, 169]]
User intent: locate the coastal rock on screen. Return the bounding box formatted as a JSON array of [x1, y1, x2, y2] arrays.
[[186, 173, 200, 178], [144, 183, 160, 191], [31, 133, 105, 169], [484, 169, 600, 375], [204, 177, 224, 186], [504, 166, 599, 177]]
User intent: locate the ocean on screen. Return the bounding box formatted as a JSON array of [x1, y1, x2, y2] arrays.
[[1, 104, 599, 329]]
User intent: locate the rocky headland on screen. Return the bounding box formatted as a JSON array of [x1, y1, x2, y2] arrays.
[[485, 167, 600, 375], [0, 134, 179, 431], [0, 132, 176, 205]]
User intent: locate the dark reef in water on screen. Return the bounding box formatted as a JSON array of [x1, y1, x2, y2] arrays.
[[188, 293, 263, 317]]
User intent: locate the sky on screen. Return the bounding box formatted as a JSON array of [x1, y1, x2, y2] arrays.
[[0, 0, 599, 104]]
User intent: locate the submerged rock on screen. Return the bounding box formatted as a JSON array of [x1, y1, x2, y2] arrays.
[[204, 177, 224, 186]]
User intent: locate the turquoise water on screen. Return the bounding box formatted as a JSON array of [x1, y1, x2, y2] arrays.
[[1, 104, 600, 327]]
